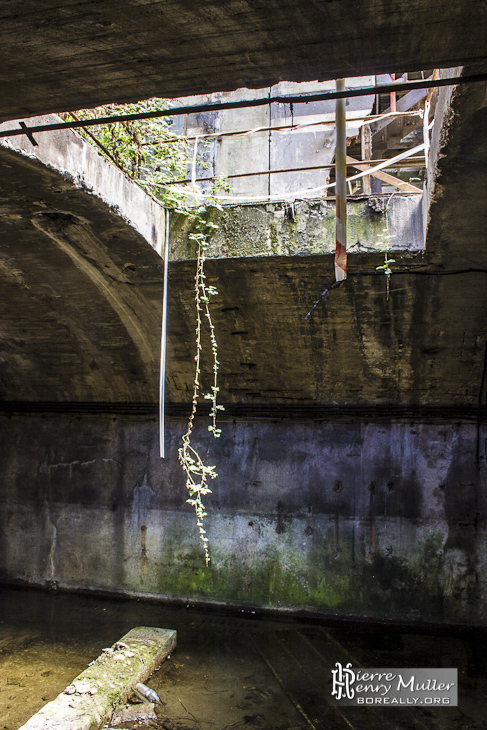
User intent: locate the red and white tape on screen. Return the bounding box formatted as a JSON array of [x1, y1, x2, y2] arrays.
[[335, 78, 347, 282]]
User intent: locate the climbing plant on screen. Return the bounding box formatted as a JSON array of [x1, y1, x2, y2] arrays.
[[65, 99, 224, 564], [63, 98, 190, 202], [375, 193, 397, 301]]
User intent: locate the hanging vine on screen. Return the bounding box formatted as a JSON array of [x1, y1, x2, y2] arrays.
[[63, 100, 226, 564], [178, 209, 224, 565]]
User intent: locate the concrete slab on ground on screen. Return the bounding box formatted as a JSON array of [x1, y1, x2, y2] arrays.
[[18, 626, 176, 730]]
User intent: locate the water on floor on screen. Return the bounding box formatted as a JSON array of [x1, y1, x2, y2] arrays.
[[0, 586, 486, 730]]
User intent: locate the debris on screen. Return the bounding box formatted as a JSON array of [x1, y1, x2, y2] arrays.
[[135, 682, 161, 703], [110, 701, 157, 726], [18, 626, 176, 730]]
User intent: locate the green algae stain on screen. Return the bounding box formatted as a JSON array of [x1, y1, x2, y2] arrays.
[[142, 525, 357, 612], [269, 222, 279, 254]]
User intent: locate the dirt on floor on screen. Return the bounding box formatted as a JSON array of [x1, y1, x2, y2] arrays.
[[0, 588, 486, 730]]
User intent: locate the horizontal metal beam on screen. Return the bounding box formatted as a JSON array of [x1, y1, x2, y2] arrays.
[[0, 73, 485, 141], [167, 156, 426, 185]]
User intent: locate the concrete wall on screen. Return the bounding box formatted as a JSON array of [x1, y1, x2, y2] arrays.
[[1, 413, 485, 625], [169, 196, 424, 261], [1, 1, 486, 123], [0, 116, 167, 403], [176, 78, 374, 199]]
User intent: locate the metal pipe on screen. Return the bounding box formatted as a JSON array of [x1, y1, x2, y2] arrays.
[[159, 210, 170, 459], [0, 73, 484, 141]]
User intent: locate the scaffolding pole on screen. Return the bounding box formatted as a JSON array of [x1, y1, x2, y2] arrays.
[[335, 79, 347, 282]]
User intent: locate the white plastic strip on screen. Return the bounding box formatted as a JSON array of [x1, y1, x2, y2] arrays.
[[168, 143, 426, 204], [159, 210, 170, 459], [178, 110, 423, 142]]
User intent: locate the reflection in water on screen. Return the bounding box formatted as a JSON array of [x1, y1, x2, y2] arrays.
[[0, 586, 486, 730]]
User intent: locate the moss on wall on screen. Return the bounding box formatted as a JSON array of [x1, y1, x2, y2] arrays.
[[168, 197, 423, 261]]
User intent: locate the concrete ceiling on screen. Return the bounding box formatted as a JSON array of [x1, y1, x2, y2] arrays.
[[0, 1, 486, 122], [0, 5, 486, 416], [0, 142, 164, 403], [0, 75, 486, 417]]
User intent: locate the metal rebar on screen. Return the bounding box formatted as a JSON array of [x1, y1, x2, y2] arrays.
[[167, 156, 426, 185]]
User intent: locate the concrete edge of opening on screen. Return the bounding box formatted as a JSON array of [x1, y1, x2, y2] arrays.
[[0, 114, 165, 256], [422, 66, 462, 240]]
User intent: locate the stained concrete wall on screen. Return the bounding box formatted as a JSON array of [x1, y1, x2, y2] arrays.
[[169, 196, 424, 261], [0, 116, 167, 403], [176, 78, 374, 198], [1, 413, 485, 625], [0, 76, 486, 630]]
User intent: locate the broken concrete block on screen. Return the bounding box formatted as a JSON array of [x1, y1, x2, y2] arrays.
[[109, 701, 157, 726], [18, 626, 176, 730]]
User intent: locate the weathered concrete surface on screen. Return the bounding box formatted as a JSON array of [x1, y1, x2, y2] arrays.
[[19, 626, 175, 730], [162, 75, 487, 414], [422, 68, 460, 238], [0, 2, 486, 122], [0, 75, 485, 413], [0, 64, 486, 629], [1, 115, 165, 256], [425, 70, 487, 272], [1, 414, 486, 625], [0, 113, 425, 407], [0, 118, 165, 402], [170, 196, 423, 260], [110, 701, 156, 726], [164, 250, 487, 411]]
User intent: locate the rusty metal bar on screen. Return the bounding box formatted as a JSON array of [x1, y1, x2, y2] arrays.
[[157, 111, 422, 144], [390, 72, 397, 112], [166, 157, 425, 185]]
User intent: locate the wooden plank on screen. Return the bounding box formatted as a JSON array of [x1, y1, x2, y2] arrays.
[[346, 155, 422, 193], [19, 626, 176, 730]]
